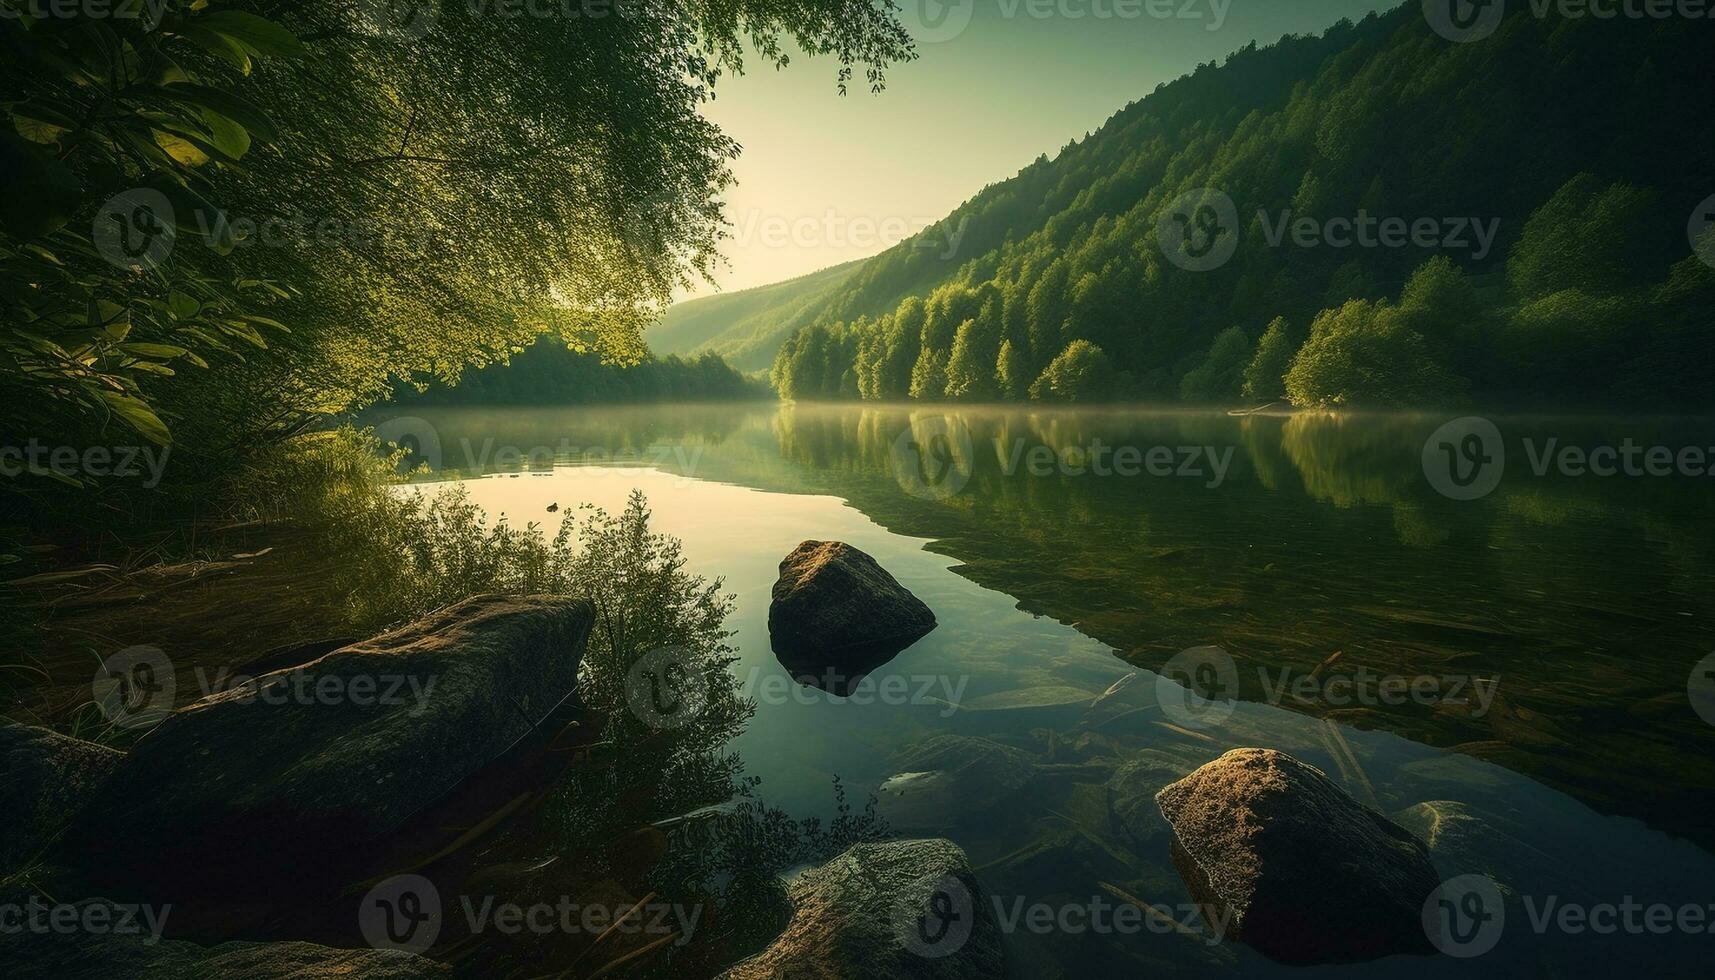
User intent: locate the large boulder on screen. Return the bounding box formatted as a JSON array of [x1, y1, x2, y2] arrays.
[[768, 541, 935, 693], [2, 901, 448, 979], [67, 594, 593, 897], [1154, 748, 1440, 965], [0, 726, 124, 875], [722, 838, 1002, 979]]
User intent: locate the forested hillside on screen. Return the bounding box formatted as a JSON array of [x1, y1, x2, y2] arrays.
[[770, 5, 1715, 408], [392, 339, 765, 406], [650, 259, 864, 369]]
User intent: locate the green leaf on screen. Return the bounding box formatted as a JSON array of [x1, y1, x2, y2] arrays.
[[121, 343, 189, 358], [173, 25, 253, 75], [240, 314, 290, 332], [99, 391, 172, 446], [200, 108, 251, 161], [195, 11, 307, 58], [167, 289, 201, 319], [156, 83, 279, 142], [12, 103, 77, 144], [152, 129, 211, 166], [221, 319, 267, 348]]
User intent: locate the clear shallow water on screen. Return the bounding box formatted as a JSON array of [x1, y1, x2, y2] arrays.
[[375, 402, 1715, 976]]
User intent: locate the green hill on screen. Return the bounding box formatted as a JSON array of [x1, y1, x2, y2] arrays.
[[649, 259, 866, 371], [767, 4, 1715, 409]]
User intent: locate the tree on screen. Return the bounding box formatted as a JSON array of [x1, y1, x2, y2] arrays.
[[0, 1, 913, 466], [1242, 317, 1296, 401], [1179, 326, 1252, 403], [1029, 340, 1115, 403], [1507, 174, 1657, 300], [996, 339, 1029, 400], [944, 317, 1000, 401], [1283, 300, 1465, 408], [909, 346, 948, 401]]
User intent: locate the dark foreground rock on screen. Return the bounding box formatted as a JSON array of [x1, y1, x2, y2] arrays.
[[1155, 748, 1440, 965], [67, 594, 593, 897], [3, 901, 448, 979], [721, 838, 1002, 979], [767, 541, 935, 693], [1, 725, 123, 875]]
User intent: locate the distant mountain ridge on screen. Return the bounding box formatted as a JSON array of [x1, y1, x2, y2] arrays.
[[648, 259, 865, 371], [753, 3, 1715, 408]]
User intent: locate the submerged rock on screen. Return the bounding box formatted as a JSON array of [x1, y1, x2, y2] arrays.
[[0, 726, 123, 875], [877, 735, 1036, 831], [67, 594, 594, 897], [1392, 799, 1558, 895], [1105, 749, 1197, 850], [721, 838, 1002, 979], [1154, 748, 1440, 965], [4, 903, 448, 979], [767, 541, 936, 693]]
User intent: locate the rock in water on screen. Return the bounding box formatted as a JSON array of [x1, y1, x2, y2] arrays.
[[721, 838, 1003, 979], [1154, 747, 1440, 965], [768, 541, 936, 693], [1105, 749, 1196, 850], [66, 594, 593, 897], [0, 725, 123, 875], [877, 735, 1036, 831]]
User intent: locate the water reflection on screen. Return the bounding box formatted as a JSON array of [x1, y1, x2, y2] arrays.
[[387, 405, 1715, 977], [371, 402, 1715, 851]]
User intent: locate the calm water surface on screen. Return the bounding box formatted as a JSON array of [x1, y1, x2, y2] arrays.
[[377, 402, 1715, 977]]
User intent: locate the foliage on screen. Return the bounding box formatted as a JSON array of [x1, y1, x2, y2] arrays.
[[1179, 326, 1251, 403], [760, 8, 1714, 410], [1241, 316, 1294, 401], [392, 338, 767, 406], [1028, 339, 1115, 403], [2, 1, 913, 474], [1507, 173, 1658, 300], [1283, 298, 1466, 408]]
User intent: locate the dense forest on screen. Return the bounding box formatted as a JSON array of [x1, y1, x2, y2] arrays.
[[768, 6, 1715, 408], [391, 340, 765, 406]]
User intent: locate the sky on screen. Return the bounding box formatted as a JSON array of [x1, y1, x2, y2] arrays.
[[679, 0, 1401, 302]]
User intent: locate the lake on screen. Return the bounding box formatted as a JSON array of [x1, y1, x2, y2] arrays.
[[374, 401, 1715, 976]]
